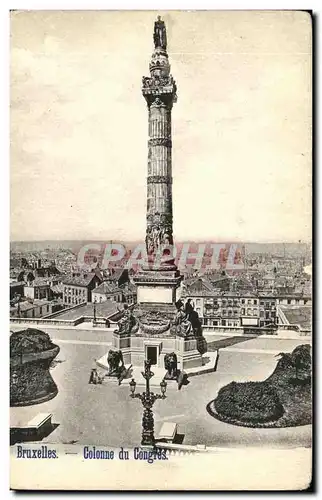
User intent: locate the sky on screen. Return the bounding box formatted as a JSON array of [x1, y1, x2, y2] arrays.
[[10, 10, 312, 243]]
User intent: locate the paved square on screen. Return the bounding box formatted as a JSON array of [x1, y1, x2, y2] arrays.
[[10, 327, 312, 449]]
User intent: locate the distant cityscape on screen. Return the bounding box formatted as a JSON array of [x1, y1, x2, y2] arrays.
[[10, 240, 312, 334], [10, 13, 312, 483]]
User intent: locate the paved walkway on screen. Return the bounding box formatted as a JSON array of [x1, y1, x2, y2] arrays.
[[10, 337, 312, 448], [52, 338, 112, 346]]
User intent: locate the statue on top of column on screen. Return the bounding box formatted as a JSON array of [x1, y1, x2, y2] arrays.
[[154, 16, 167, 50]]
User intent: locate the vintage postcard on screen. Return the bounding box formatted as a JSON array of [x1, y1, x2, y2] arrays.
[[10, 10, 312, 490]]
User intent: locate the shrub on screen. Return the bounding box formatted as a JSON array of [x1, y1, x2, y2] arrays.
[[10, 328, 55, 355], [292, 344, 311, 377], [273, 344, 312, 382], [214, 381, 284, 424]]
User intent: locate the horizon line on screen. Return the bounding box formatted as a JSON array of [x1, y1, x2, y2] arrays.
[[10, 238, 311, 245]]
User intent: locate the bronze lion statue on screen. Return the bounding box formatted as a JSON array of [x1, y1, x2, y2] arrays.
[[164, 352, 178, 380], [107, 349, 125, 377]]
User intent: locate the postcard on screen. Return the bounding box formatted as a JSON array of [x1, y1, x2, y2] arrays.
[[10, 10, 312, 490]]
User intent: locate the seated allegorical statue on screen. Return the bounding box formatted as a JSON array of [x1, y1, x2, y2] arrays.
[[115, 304, 139, 335], [174, 300, 193, 337]]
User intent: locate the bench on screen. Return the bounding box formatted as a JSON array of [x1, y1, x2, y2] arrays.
[[157, 422, 177, 443], [27, 413, 53, 438], [10, 413, 53, 442]]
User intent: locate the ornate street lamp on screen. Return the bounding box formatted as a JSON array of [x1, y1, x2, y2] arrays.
[[129, 360, 167, 448]]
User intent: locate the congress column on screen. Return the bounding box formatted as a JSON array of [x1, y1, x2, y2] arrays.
[[142, 16, 177, 266]]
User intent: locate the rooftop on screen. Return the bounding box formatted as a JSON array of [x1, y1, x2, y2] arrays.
[[62, 273, 98, 287], [279, 305, 312, 330], [92, 281, 121, 295], [49, 301, 124, 320]]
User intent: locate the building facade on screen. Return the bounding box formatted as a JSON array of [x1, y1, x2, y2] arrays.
[[182, 277, 278, 328], [62, 273, 102, 306], [92, 282, 123, 303]]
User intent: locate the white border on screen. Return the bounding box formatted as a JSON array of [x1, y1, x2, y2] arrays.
[[2, 2, 318, 499]]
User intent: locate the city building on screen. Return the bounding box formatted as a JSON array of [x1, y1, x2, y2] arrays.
[[62, 273, 102, 306], [24, 278, 52, 301], [10, 299, 62, 319], [92, 282, 123, 303], [120, 282, 137, 304], [10, 281, 24, 301], [182, 277, 278, 329]]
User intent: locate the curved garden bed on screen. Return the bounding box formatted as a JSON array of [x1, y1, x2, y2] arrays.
[[207, 344, 312, 428]]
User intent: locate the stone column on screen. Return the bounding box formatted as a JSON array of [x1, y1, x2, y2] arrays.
[[142, 24, 177, 267], [147, 99, 173, 250]]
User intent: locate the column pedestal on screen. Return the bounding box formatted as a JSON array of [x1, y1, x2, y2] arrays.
[[175, 336, 203, 370], [133, 267, 182, 305]]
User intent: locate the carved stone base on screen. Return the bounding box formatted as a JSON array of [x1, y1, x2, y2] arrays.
[[110, 330, 203, 373]]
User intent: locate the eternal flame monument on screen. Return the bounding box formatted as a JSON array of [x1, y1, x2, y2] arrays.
[[99, 17, 206, 378]]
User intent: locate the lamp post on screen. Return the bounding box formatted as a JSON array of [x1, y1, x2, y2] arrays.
[[92, 299, 97, 327], [129, 360, 167, 448]]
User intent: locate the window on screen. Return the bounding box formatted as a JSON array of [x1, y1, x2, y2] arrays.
[[241, 308, 245, 315], [228, 310, 232, 316], [241, 299, 245, 304], [254, 299, 257, 305], [248, 299, 252, 305], [247, 308, 251, 315], [222, 309, 227, 316], [287, 299, 292, 305], [234, 309, 239, 315]]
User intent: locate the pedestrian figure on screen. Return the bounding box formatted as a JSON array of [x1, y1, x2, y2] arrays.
[[177, 370, 188, 390], [89, 368, 98, 384]]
